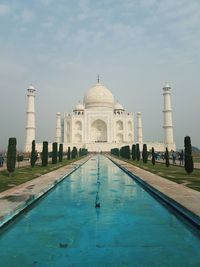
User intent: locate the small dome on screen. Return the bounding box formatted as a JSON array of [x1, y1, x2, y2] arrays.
[[84, 83, 114, 109], [114, 102, 124, 110], [163, 82, 171, 89], [74, 102, 84, 111], [28, 84, 35, 90]]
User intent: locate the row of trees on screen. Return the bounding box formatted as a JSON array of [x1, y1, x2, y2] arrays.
[[111, 136, 194, 174], [6, 138, 88, 176]]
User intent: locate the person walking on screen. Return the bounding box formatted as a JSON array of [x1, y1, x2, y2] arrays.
[[179, 150, 184, 166], [172, 150, 176, 165], [0, 154, 4, 167]]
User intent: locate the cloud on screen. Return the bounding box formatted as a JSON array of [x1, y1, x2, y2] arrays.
[[40, 0, 53, 6], [21, 9, 35, 23], [0, 4, 11, 16]]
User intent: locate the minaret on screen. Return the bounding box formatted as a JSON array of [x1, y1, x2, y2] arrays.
[[25, 85, 36, 152], [137, 112, 143, 144], [163, 83, 175, 150], [55, 112, 62, 144]]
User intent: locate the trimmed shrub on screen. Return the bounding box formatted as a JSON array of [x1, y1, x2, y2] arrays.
[[184, 136, 194, 174], [136, 144, 140, 161], [7, 137, 17, 176], [142, 144, 148, 163], [52, 142, 58, 164], [67, 147, 71, 160], [71, 146, 78, 159], [131, 144, 136, 160], [120, 145, 130, 159], [111, 148, 120, 156], [31, 140, 37, 168], [42, 141, 48, 167], [58, 144, 63, 162]]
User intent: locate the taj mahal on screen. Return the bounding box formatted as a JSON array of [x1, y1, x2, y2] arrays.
[[24, 79, 176, 153]]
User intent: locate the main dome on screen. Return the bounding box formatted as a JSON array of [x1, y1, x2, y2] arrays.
[[84, 83, 114, 109]]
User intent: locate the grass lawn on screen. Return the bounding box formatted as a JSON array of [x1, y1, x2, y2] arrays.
[[117, 157, 200, 192], [0, 157, 84, 193]]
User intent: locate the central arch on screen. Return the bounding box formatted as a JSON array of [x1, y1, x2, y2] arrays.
[[91, 119, 107, 142]]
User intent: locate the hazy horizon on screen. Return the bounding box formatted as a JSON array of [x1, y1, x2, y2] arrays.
[[0, 0, 199, 151]]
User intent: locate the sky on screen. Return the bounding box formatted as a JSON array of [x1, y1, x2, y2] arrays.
[[0, 0, 200, 150]]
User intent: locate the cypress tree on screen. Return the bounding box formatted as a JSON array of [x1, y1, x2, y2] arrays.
[[165, 147, 170, 167], [111, 148, 120, 156], [71, 146, 78, 159], [31, 140, 36, 168], [142, 144, 148, 163], [131, 144, 136, 160], [79, 148, 82, 157], [121, 145, 130, 159], [152, 147, 155, 165], [7, 137, 17, 176], [67, 147, 71, 160], [120, 147, 123, 158], [184, 136, 194, 174], [136, 144, 140, 161], [58, 144, 63, 162], [42, 141, 48, 167], [52, 142, 58, 164]]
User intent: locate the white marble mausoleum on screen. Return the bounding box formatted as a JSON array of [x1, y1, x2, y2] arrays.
[[24, 80, 176, 152]]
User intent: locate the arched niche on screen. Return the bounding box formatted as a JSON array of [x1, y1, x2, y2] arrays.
[[91, 119, 107, 142], [116, 120, 123, 130], [75, 121, 82, 131], [128, 133, 132, 142]]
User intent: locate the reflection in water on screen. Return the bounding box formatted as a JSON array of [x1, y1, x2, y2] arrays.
[[95, 155, 101, 208], [0, 155, 200, 267]]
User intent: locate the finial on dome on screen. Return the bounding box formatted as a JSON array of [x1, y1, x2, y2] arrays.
[[97, 74, 100, 83]]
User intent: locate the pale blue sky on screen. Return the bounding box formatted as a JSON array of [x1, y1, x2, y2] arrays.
[[0, 0, 200, 150]]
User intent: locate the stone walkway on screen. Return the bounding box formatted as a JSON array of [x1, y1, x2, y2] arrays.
[[0, 156, 90, 228], [108, 156, 200, 228]]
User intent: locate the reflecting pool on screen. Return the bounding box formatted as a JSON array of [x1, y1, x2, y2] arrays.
[[0, 155, 200, 267]]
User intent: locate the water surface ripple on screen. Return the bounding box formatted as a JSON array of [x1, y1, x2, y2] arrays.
[[0, 155, 200, 267]]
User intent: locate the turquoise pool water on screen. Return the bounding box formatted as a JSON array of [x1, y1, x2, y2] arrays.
[[0, 155, 200, 267]]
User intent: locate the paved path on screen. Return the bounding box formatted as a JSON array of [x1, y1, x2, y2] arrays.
[[108, 156, 200, 228], [0, 156, 90, 228]]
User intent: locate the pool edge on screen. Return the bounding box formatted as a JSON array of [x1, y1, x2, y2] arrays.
[[107, 155, 200, 229], [0, 156, 91, 229]]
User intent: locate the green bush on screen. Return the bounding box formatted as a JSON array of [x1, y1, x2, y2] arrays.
[[131, 144, 136, 160], [67, 147, 71, 160], [136, 144, 140, 161], [52, 142, 58, 164], [120, 146, 130, 159], [58, 144, 63, 162], [31, 140, 37, 168], [142, 144, 148, 163], [184, 136, 194, 174], [42, 141, 48, 167], [111, 148, 120, 156], [7, 137, 17, 176]]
